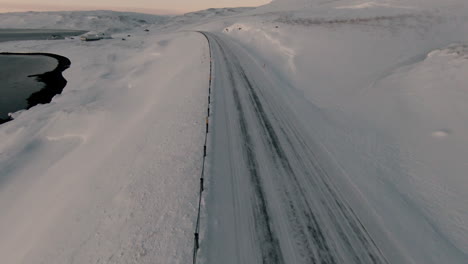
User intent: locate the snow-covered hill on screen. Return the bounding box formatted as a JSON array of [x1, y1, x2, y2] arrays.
[[0, 8, 258, 34], [0, 10, 169, 33]]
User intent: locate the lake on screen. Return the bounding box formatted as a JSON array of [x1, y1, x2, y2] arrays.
[[0, 54, 58, 120], [0, 29, 80, 122], [0, 28, 88, 42]]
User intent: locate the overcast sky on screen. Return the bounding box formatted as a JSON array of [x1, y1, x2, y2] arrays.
[[0, 0, 272, 14]]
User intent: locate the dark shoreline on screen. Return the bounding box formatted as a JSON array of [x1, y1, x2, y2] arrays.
[[0, 52, 71, 124]]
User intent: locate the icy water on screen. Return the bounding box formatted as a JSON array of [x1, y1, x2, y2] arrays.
[[0, 29, 87, 42], [0, 29, 81, 121], [0, 55, 57, 119]]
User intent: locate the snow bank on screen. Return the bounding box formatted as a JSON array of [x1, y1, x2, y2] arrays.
[[0, 28, 210, 263]]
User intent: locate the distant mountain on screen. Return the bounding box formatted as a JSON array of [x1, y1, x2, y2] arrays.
[[0, 10, 169, 33], [0, 8, 256, 34], [164, 7, 255, 29]]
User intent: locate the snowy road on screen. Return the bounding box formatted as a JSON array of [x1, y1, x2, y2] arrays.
[[202, 32, 389, 264]]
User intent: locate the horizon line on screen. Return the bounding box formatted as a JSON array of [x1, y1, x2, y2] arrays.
[[0, 3, 186, 15]]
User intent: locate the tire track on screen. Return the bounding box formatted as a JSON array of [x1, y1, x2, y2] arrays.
[[225, 42, 337, 264], [203, 31, 389, 264], [204, 33, 284, 264]]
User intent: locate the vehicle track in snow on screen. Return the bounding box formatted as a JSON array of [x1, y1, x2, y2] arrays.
[[201, 31, 389, 264]]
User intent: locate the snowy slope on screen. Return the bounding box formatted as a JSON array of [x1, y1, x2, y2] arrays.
[[0, 19, 211, 264], [0, 8, 255, 34]]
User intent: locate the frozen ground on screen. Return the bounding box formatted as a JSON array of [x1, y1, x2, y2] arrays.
[[0, 1, 467, 263]]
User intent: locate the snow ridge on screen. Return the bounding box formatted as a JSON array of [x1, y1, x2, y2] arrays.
[[192, 31, 213, 264]]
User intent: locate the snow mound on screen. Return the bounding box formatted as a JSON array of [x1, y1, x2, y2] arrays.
[[360, 43, 468, 254]]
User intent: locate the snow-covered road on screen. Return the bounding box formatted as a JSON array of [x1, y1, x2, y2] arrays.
[[2, 3, 467, 263], [203, 32, 391, 264]]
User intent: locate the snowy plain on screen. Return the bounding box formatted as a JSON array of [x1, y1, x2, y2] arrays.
[[0, 18, 211, 264], [1, 0, 468, 263]]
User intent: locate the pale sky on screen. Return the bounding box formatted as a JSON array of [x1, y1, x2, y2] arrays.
[[0, 0, 272, 14]]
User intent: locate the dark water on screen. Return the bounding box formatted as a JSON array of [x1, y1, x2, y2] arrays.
[[0, 29, 78, 122], [0, 29, 88, 43], [0, 55, 57, 120]]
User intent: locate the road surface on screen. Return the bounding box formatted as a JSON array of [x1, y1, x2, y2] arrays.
[[202, 31, 389, 264]]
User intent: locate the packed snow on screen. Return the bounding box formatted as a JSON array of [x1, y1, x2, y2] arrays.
[[1, 0, 468, 263]]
